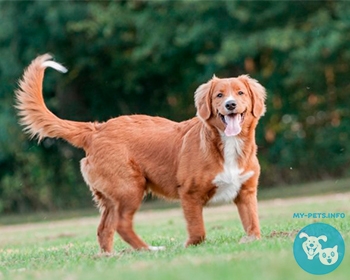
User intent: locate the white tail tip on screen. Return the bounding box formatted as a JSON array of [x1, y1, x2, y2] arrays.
[[42, 60, 68, 73]]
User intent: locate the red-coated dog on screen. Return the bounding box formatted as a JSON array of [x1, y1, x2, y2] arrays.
[[16, 54, 266, 252]]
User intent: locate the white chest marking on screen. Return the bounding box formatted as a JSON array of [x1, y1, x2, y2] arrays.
[[208, 136, 254, 205]]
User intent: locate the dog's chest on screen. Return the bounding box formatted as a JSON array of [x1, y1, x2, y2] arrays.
[[208, 137, 253, 205]]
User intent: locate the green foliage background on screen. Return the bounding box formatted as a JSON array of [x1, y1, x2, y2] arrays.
[[0, 0, 349, 213]]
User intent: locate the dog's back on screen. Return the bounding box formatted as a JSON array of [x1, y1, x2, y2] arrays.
[[82, 115, 199, 199]]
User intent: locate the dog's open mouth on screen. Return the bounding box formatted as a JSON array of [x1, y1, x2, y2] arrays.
[[307, 247, 316, 256], [219, 112, 245, 137]]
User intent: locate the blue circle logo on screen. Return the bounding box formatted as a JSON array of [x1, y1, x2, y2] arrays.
[[293, 223, 345, 275]]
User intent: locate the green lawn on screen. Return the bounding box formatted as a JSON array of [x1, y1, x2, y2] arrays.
[[0, 191, 349, 279]]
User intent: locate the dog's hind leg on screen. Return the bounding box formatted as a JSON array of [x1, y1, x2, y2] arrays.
[[96, 194, 119, 254], [115, 190, 166, 251], [116, 202, 149, 250], [96, 189, 153, 252]]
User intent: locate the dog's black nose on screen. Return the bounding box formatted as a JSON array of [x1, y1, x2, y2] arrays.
[[225, 100, 236, 111]]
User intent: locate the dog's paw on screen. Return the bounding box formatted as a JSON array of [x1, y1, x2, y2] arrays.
[[184, 236, 206, 247], [95, 251, 117, 258], [148, 246, 166, 251], [239, 235, 259, 244]]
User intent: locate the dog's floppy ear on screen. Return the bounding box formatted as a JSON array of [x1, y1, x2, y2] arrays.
[[238, 75, 266, 118], [317, 235, 327, 242], [299, 232, 309, 239], [194, 78, 215, 121]]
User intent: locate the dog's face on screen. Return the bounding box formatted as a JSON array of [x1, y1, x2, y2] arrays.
[[195, 75, 266, 137], [303, 236, 323, 256], [299, 233, 327, 259]]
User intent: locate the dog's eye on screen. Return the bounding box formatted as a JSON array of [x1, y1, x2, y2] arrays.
[[238, 91, 244, 95], [217, 93, 223, 98]]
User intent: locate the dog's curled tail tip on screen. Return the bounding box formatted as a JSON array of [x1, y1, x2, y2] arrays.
[[41, 54, 68, 73]]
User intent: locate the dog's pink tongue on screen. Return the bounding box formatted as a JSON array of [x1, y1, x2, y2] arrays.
[[224, 114, 241, 137], [308, 248, 315, 255]]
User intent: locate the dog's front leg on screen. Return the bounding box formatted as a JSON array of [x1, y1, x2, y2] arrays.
[[234, 184, 261, 243], [180, 193, 206, 247]]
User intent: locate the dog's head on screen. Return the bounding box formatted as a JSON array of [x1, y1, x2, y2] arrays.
[[194, 75, 266, 137], [299, 232, 327, 258]]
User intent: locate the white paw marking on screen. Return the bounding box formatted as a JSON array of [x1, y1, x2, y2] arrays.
[[239, 235, 258, 244], [148, 246, 166, 251]]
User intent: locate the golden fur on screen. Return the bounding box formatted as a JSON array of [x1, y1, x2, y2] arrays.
[[16, 54, 266, 252]]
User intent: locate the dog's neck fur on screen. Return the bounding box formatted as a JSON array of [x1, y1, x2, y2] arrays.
[[220, 133, 244, 161]]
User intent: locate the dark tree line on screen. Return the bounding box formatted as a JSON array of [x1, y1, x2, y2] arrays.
[[0, 1, 349, 213]]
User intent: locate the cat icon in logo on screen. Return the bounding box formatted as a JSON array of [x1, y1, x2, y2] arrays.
[[319, 246, 339, 266], [299, 232, 327, 260], [293, 223, 345, 275]]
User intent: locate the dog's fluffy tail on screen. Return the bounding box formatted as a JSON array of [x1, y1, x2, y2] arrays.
[[15, 54, 95, 149]]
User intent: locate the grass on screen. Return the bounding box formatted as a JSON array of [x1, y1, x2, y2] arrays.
[[0, 186, 350, 279], [258, 177, 350, 200], [1, 177, 349, 226]]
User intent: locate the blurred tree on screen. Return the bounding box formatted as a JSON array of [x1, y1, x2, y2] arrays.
[[0, 1, 92, 213], [0, 0, 349, 213]]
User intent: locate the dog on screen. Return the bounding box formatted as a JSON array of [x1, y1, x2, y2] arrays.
[[299, 232, 327, 260], [16, 54, 266, 252]]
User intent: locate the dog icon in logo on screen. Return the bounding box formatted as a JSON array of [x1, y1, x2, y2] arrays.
[[319, 246, 339, 266], [299, 232, 327, 260]]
